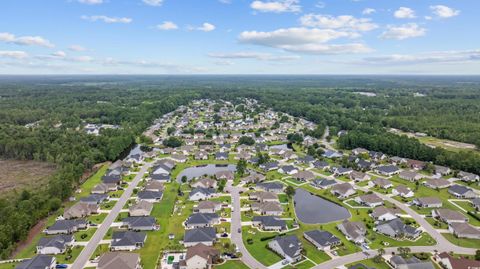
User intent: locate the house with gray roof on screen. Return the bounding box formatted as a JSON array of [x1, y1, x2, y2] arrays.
[[432, 209, 468, 224], [448, 222, 480, 239], [256, 182, 284, 193], [129, 201, 153, 217], [122, 216, 157, 231], [448, 185, 478, 199], [311, 178, 337, 189], [98, 252, 141, 269], [458, 171, 480, 182], [260, 161, 279, 171], [80, 193, 109, 204], [268, 235, 303, 263], [304, 230, 340, 251], [111, 231, 147, 251], [313, 160, 330, 170], [424, 178, 451, 189], [375, 218, 420, 239], [252, 216, 286, 231], [63, 202, 99, 219], [355, 193, 383, 207], [251, 201, 283, 216], [15, 254, 56, 269], [185, 213, 220, 229], [413, 197, 442, 208], [195, 201, 222, 214], [189, 187, 216, 201], [183, 227, 217, 247], [337, 220, 366, 244], [370, 206, 401, 221], [137, 190, 163, 202], [331, 183, 356, 199], [36, 235, 74, 255], [389, 255, 434, 269], [45, 219, 87, 235], [375, 165, 400, 176], [278, 165, 298, 175]]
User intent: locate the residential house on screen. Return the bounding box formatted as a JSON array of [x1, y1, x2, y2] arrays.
[[278, 165, 298, 175], [458, 171, 480, 182], [292, 170, 315, 181], [45, 219, 87, 235], [150, 173, 171, 182], [332, 167, 353, 176], [323, 150, 343, 159], [375, 218, 421, 239], [311, 178, 337, 189], [412, 197, 442, 208], [337, 220, 367, 244], [15, 255, 56, 269], [331, 183, 356, 199], [215, 170, 234, 181], [260, 161, 279, 172], [256, 182, 284, 193], [111, 231, 147, 251], [473, 198, 480, 211], [189, 188, 216, 201], [399, 170, 423, 182], [435, 165, 451, 176], [122, 216, 157, 231], [355, 194, 383, 207], [392, 185, 414, 198], [406, 159, 426, 170], [424, 178, 451, 189], [375, 165, 400, 176], [80, 193, 109, 205], [389, 255, 434, 269], [448, 222, 480, 239], [313, 160, 330, 170], [183, 227, 217, 247], [98, 252, 141, 269], [249, 191, 278, 203], [370, 206, 401, 221], [349, 171, 370, 182], [129, 201, 153, 217], [181, 243, 219, 269], [242, 173, 266, 184], [185, 213, 220, 229], [214, 152, 228, 161], [137, 190, 163, 202], [369, 178, 393, 189], [251, 202, 283, 216], [63, 202, 99, 219], [92, 182, 117, 194], [304, 230, 341, 251], [268, 235, 303, 263], [195, 201, 222, 214], [352, 148, 369, 156], [252, 216, 287, 231], [437, 252, 480, 269], [448, 185, 478, 199], [432, 209, 468, 224], [36, 235, 74, 255]]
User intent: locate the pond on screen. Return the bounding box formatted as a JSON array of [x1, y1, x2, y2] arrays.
[[176, 164, 237, 182], [293, 188, 351, 224]]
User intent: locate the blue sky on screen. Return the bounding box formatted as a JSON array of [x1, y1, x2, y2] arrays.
[[0, 0, 479, 74]]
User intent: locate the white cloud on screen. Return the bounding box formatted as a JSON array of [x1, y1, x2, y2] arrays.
[[315, 1, 326, 8], [69, 45, 87, 52], [78, 0, 103, 5], [300, 14, 378, 31], [71, 56, 94, 62], [142, 0, 164, 6], [196, 23, 216, 32], [380, 23, 426, 40], [238, 27, 371, 54], [361, 49, 480, 65], [430, 5, 460, 18], [81, 15, 132, 24], [0, 50, 28, 59], [52, 51, 67, 58], [209, 51, 300, 61], [250, 0, 301, 13], [156, 21, 178, 30], [0, 32, 54, 48], [362, 8, 376, 15], [394, 7, 416, 19]]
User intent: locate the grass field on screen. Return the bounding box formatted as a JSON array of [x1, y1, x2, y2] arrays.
[[442, 233, 480, 248], [346, 257, 390, 269], [0, 159, 57, 194], [214, 260, 249, 269]]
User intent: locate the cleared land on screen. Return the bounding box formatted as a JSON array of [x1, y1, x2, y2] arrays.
[[0, 159, 57, 194]]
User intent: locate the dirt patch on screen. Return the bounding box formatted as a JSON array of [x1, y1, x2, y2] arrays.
[[10, 218, 46, 258], [0, 159, 57, 194]]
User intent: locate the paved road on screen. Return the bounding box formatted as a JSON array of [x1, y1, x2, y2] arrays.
[[71, 162, 152, 269], [227, 182, 268, 269]]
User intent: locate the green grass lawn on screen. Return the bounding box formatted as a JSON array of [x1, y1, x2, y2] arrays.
[[0, 263, 18, 269], [75, 228, 97, 242], [442, 233, 480, 248], [55, 246, 84, 264], [88, 213, 108, 224], [346, 257, 390, 269], [100, 200, 117, 210], [90, 244, 109, 260], [214, 260, 249, 269], [242, 226, 283, 266]]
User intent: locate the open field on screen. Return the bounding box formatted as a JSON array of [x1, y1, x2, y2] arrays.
[[0, 159, 57, 194], [388, 129, 478, 152]]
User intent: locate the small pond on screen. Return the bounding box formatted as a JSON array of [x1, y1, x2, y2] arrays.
[[176, 164, 237, 182], [293, 188, 351, 224]]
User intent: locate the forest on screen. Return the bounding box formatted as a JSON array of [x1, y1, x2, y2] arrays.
[[1, 75, 480, 258]]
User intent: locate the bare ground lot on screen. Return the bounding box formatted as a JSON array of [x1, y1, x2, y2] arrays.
[[0, 159, 57, 194]]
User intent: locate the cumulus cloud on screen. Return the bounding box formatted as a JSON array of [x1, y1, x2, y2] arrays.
[[362, 8, 376, 15], [0, 50, 28, 59], [81, 15, 132, 24], [190, 23, 216, 32], [78, 0, 103, 4], [156, 21, 178, 30], [430, 5, 460, 18], [69, 45, 87, 52], [143, 0, 164, 6], [361, 49, 480, 65], [380, 23, 426, 40], [238, 27, 371, 54], [208, 51, 300, 61], [300, 14, 378, 31], [0, 32, 54, 48], [250, 0, 301, 13], [52, 51, 67, 58], [394, 7, 416, 19]]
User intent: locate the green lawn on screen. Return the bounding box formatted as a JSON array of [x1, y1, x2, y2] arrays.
[[0, 264, 18, 269], [242, 226, 283, 266], [346, 258, 390, 269], [90, 244, 109, 260], [293, 259, 316, 269], [442, 233, 480, 248], [75, 228, 97, 242], [55, 246, 84, 264], [214, 260, 249, 269], [88, 213, 108, 224]]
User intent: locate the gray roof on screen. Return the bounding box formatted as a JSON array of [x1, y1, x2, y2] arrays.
[[257, 182, 283, 191], [186, 213, 219, 226], [80, 193, 108, 204], [137, 190, 163, 200], [47, 219, 87, 232], [377, 218, 419, 237], [37, 234, 73, 249], [304, 230, 340, 247], [189, 187, 216, 198], [150, 173, 171, 181], [252, 216, 286, 228], [280, 165, 296, 173], [377, 165, 399, 174], [16, 255, 55, 269], [390, 255, 434, 269], [184, 227, 217, 243], [312, 178, 337, 187], [111, 231, 146, 247], [122, 216, 156, 228], [448, 184, 473, 195], [272, 235, 302, 258]]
